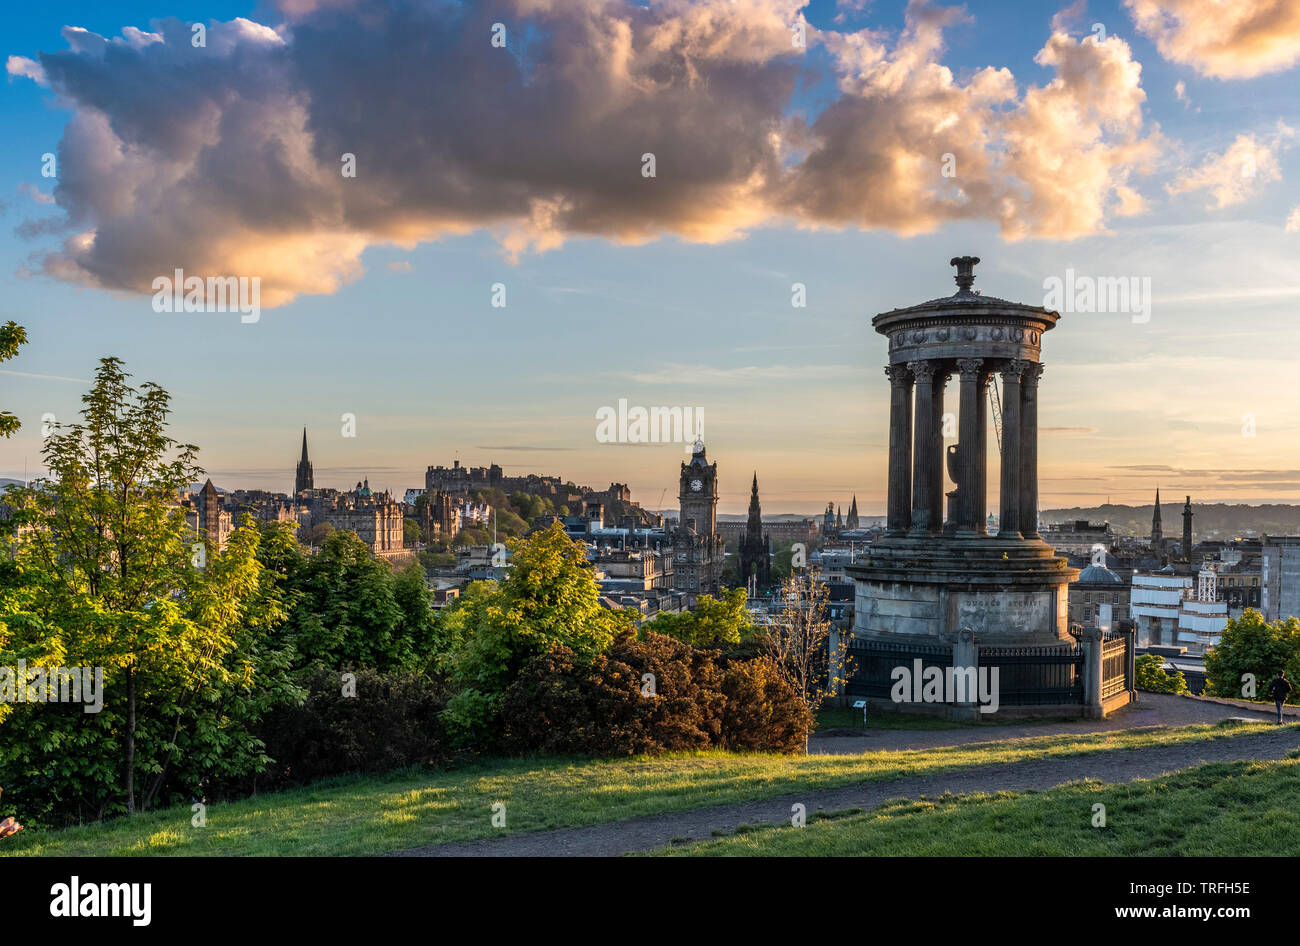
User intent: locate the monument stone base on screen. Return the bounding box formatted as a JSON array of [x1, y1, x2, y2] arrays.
[[846, 535, 1077, 645]]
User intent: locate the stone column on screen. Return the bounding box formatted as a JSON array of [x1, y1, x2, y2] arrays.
[[998, 361, 1025, 539], [885, 364, 913, 536], [908, 360, 937, 535], [955, 358, 983, 535], [930, 367, 949, 532], [974, 369, 990, 534], [1019, 363, 1043, 539]]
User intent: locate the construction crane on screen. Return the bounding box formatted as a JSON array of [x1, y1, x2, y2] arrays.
[[988, 373, 1004, 452]]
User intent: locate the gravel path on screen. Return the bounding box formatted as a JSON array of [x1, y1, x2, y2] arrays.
[[393, 707, 1299, 858]]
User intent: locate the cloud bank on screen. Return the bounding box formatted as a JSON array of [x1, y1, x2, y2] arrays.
[[12, 0, 1165, 307]]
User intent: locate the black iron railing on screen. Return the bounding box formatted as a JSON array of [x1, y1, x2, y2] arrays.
[[976, 644, 1082, 706]]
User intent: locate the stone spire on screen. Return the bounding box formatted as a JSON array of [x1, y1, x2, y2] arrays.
[[847, 494, 859, 530], [1150, 487, 1162, 548], [740, 473, 770, 588], [1182, 495, 1194, 562], [295, 427, 314, 494]]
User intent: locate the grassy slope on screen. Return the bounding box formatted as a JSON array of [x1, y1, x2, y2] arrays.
[[2, 721, 1281, 857], [653, 755, 1300, 856]]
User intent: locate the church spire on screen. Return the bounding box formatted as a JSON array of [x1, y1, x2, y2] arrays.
[[295, 427, 314, 494], [847, 494, 859, 530], [740, 472, 770, 589], [1150, 487, 1162, 548]]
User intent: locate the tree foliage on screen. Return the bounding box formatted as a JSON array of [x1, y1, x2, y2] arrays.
[[0, 321, 27, 438], [0, 358, 293, 823], [257, 524, 437, 673], [440, 522, 636, 744], [1204, 609, 1300, 702], [641, 588, 755, 649], [1134, 654, 1189, 694]]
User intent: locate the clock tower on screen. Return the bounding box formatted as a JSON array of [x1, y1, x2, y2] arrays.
[[679, 439, 718, 535], [672, 440, 723, 598]]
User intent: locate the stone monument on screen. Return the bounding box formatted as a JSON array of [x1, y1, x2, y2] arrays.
[[847, 256, 1079, 645]]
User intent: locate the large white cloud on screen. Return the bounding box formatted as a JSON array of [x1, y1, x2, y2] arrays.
[[1126, 0, 1300, 79], [14, 0, 1165, 308]]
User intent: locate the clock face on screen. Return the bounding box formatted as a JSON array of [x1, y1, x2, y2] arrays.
[[690, 478, 703, 492]]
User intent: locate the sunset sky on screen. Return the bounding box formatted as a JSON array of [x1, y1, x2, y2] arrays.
[[2, 0, 1299, 515]]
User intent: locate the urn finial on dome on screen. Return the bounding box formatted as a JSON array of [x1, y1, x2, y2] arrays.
[[950, 255, 980, 294]]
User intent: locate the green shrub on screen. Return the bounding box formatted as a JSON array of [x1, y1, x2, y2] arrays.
[[1135, 654, 1189, 694], [252, 666, 451, 788]]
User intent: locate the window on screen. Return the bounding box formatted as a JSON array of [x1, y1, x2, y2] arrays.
[[1112, 593, 1119, 604], [1084, 607, 1092, 621], [1253, 578, 1259, 587]]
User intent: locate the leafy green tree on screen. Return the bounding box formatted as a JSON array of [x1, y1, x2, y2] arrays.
[[642, 589, 754, 649], [441, 522, 635, 744], [273, 529, 434, 672], [0, 358, 288, 820], [1204, 609, 1300, 701], [0, 322, 27, 438], [403, 518, 422, 546]]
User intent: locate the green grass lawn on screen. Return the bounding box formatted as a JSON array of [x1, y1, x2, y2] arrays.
[[2, 720, 1281, 857], [652, 754, 1300, 856]]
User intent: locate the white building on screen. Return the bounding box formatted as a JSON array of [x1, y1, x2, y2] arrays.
[[1129, 565, 1228, 654]]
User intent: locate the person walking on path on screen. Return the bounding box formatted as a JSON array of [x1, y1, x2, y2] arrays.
[[1267, 670, 1292, 725]]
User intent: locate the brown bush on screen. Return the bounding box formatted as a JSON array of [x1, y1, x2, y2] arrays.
[[500, 632, 809, 756], [720, 656, 814, 752]]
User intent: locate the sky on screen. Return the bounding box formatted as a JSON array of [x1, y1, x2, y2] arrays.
[[2, 0, 1299, 516]]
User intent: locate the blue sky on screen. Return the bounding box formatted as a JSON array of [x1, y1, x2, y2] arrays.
[[2, 0, 1299, 515]]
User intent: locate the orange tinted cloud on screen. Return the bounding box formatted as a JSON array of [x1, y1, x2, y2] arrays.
[[1126, 0, 1300, 79]]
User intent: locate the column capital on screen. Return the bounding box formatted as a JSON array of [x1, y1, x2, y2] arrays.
[[885, 364, 912, 386], [956, 357, 983, 380], [1022, 362, 1045, 385], [1001, 360, 1029, 382], [908, 360, 937, 383]]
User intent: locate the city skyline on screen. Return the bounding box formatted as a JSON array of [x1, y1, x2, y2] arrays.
[[3, 0, 1300, 514]]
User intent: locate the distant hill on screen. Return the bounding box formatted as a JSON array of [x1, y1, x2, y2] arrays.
[[1043, 504, 1300, 539]]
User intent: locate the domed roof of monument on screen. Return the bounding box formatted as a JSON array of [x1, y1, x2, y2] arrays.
[[1078, 564, 1121, 584], [873, 255, 1058, 322]]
